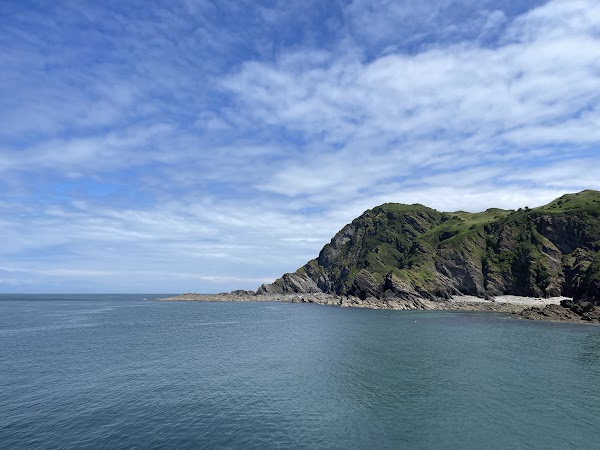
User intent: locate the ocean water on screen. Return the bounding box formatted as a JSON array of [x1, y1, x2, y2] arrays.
[[1, 295, 600, 449]]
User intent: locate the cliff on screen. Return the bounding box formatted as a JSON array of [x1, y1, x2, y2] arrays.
[[257, 190, 600, 316]]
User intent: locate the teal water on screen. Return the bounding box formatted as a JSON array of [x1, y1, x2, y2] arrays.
[[1, 295, 600, 449]]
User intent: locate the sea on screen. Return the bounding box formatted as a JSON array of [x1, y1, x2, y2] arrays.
[[1, 294, 600, 449]]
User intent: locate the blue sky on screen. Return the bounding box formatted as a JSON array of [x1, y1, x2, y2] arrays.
[[1, 0, 599, 293]]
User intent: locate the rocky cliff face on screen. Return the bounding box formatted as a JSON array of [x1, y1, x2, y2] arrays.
[[257, 190, 600, 306]]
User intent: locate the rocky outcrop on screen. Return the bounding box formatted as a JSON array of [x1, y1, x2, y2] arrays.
[[256, 190, 600, 314], [520, 300, 600, 323], [520, 304, 585, 322], [162, 292, 567, 318], [435, 233, 487, 297], [256, 271, 321, 295]]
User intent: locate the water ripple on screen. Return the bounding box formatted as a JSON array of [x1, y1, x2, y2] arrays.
[[1, 298, 599, 449]]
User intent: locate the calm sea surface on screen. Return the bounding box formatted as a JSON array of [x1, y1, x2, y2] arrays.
[[1, 294, 600, 449]]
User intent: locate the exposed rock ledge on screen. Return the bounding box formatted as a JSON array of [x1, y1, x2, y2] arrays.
[[160, 292, 599, 322], [520, 300, 600, 323]]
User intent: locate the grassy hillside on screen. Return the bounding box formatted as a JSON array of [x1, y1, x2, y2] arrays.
[[259, 190, 600, 305]]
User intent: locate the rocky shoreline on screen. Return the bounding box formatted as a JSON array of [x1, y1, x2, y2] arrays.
[[159, 292, 600, 323], [161, 192, 600, 324]]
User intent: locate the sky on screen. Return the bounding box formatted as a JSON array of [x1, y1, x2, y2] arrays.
[[1, 0, 599, 293]]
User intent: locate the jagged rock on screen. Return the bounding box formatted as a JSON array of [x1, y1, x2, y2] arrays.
[[519, 304, 592, 322], [350, 269, 379, 299], [436, 235, 486, 296], [257, 271, 321, 295]]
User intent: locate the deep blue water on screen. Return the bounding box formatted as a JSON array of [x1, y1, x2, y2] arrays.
[[1, 295, 600, 449]]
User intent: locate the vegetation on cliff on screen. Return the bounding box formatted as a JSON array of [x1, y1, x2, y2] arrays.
[[258, 190, 600, 309]]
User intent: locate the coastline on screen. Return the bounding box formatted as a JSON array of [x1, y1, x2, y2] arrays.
[[159, 292, 597, 323]]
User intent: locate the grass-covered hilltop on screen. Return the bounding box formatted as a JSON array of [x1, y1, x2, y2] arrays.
[[257, 190, 600, 318]]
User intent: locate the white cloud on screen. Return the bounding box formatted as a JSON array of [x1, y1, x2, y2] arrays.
[[222, 0, 600, 208], [1, 0, 599, 293]]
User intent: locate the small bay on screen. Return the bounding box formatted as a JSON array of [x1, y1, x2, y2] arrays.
[[1, 294, 600, 449]]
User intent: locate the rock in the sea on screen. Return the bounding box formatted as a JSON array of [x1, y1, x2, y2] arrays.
[[520, 304, 584, 322]]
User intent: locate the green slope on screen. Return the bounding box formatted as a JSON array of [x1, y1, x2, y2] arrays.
[[258, 190, 600, 305]]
